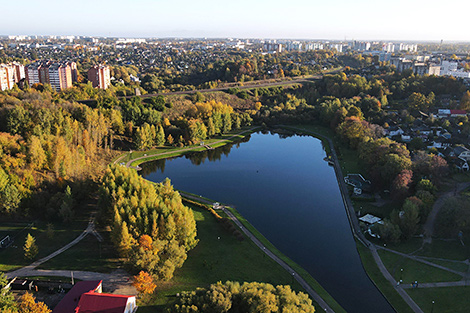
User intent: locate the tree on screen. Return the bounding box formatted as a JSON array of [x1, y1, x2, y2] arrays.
[[59, 186, 74, 223], [460, 91, 470, 110], [399, 199, 421, 239], [408, 92, 427, 111], [391, 169, 413, 200], [24, 234, 38, 261], [132, 271, 157, 294], [168, 281, 315, 313], [156, 125, 165, 146], [27, 136, 47, 170], [18, 293, 51, 313], [0, 272, 15, 311]]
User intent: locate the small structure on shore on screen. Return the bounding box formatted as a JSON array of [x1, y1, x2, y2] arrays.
[[344, 174, 372, 195], [213, 202, 222, 210]]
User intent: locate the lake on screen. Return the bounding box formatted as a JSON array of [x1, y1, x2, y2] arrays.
[[142, 131, 394, 313]]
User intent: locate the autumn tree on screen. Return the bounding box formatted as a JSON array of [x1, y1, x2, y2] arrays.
[[18, 293, 51, 313], [0, 272, 15, 311], [24, 233, 38, 261], [168, 281, 315, 313], [101, 166, 198, 280], [132, 271, 157, 294], [460, 91, 470, 110]]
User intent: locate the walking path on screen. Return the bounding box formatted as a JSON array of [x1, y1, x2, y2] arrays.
[[423, 182, 470, 244], [113, 127, 259, 168], [180, 192, 336, 313]]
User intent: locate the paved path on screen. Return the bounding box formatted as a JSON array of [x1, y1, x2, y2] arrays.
[[423, 182, 470, 243], [180, 192, 336, 313], [401, 280, 470, 289], [114, 127, 259, 168]]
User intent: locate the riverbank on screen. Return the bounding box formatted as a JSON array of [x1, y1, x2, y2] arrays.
[[113, 127, 260, 168]]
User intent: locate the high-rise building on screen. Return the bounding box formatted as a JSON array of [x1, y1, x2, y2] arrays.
[[25, 62, 42, 86], [0, 63, 21, 90], [0, 65, 14, 91], [49, 63, 73, 91], [25, 61, 75, 90], [87, 65, 111, 89], [68, 61, 78, 82]]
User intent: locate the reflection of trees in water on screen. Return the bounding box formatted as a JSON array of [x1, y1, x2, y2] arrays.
[[139, 158, 167, 176], [141, 135, 252, 172]]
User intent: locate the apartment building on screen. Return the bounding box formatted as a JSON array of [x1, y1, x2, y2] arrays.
[[49, 63, 73, 91], [0, 62, 25, 91], [25, 61, 76, 90], [87, 65, 111, 89]]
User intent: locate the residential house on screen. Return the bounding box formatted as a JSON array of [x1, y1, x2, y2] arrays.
[[444, 146, 470, 161], [455, 158, 469, 171], [53, 280, 137, 313]]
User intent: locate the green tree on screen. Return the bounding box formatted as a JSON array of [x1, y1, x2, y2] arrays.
[[24, 233, 38, 261], [0, 272, 16, 310], [156, 125, 165, 146], [460, 91, 470, 110]]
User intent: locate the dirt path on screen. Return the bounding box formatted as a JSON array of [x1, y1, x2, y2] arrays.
[[423, 182, 470, 244]]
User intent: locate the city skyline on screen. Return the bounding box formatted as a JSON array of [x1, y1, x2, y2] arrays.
[[2, 0, 470, 42]]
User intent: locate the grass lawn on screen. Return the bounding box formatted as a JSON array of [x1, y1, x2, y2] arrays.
[[38, 231, 121, 273], [407, 287, 470, 313], [138, 204, 342, 312], [418, 240, 470, 261], [356, 242, 414, 313], [378, 250, 462, 284], [0, 219, 88, 272]]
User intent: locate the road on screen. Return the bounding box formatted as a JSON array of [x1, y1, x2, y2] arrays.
[[124, 76, 323, 99], [180, 192, 336, 313]]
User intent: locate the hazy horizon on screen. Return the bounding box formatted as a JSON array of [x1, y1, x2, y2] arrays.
[[2, 0, 470, 42]]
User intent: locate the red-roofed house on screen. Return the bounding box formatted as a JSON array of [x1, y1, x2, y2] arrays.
[[77, 292, 136, 313], [450, 110, 467, 117], [53, 281, 136, 313]]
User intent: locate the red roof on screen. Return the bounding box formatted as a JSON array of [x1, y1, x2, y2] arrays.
[[53, 281, 102, 313], [450, 110, 467, 114], [77, 292, 134, 313]]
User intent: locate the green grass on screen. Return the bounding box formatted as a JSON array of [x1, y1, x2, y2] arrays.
[[38, 231, 121, 273], [356, 242, 414, 313], [354, 201, 398, 218], [426, 259, 469, 273], [417, 240, 470, 261], [138, 204, 336, 312], [407, 287, 470, 313], [0, 219, 88, 272], [378, 249, 462, 283], [224, 206, 346, 313]]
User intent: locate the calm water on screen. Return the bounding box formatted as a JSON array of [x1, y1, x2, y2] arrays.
[[142, 132, 394, 313]]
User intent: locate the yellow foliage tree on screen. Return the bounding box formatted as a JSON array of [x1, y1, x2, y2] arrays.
[[132, 271, 156, 294], [18, 293, 51, 313]]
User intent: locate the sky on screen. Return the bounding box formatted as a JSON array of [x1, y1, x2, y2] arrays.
[[2, 0, 470, 41]]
